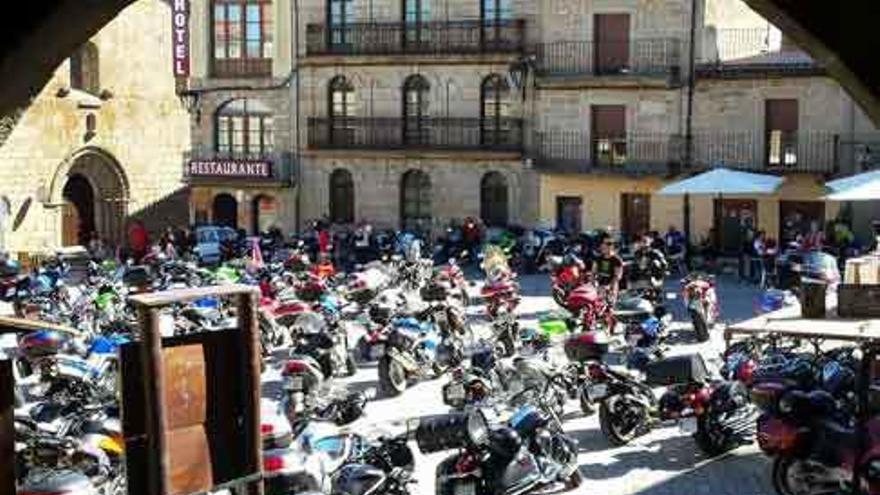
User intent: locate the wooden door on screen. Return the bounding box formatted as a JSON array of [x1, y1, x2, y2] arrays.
[[594, 14, 630, 74], [765, 99, 799, 168], [556, 196, 582, 233], [621, 193, 651, 239], [779, 201, 824, 243], [714, 198, 757, 254], [62, 202, 81, 246], [591, 105, 626, 167]]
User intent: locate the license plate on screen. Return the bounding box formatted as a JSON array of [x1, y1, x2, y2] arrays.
[[454, 482, 475, 495], [587, 383, 608, 401], [371, 344, 385, 359], [680, 417, 698, 434], [447, 384, 465, 401], [286, 376, 304, 391]]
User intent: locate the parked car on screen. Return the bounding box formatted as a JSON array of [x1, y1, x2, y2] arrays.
[[193, 226, 237, 265]]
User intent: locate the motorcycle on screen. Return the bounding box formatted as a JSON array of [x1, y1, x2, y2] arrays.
[[442, 345, 511, 410], [331, 433, 415, 495], [377, 314, 447, 396], [681, 273, 720, 343]]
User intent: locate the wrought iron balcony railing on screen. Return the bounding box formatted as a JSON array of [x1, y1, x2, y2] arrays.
[[306, 19, 526, 56], [308, 117, 523, 152], [681, 131, 838, 173], [535, 38, 683, 78], [530, 131, 676, 174], [210, 57, 273, 78]]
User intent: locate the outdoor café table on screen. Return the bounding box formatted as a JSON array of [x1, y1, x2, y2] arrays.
[[724, 301, 880, 349]]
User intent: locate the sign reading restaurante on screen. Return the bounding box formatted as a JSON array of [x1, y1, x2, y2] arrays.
[[187, 160, 273, 179]]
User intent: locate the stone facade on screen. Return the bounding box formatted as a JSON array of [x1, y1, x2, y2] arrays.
[[0, 0, 191, 255]]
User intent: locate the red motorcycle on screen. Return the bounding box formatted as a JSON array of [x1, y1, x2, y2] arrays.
[[681, 273, 719, 343], [434, 259, 470, 305], [550, 256, 587, 310], [481, 272, 521, 356], [565, 282, 616, 333]]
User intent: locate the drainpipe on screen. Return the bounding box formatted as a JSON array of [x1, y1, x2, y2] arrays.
[[292, 0, 302, 233], [683, 0, 698, 262]]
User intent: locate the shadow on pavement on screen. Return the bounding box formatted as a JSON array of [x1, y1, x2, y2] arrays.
[[628, 450, 773, 495]]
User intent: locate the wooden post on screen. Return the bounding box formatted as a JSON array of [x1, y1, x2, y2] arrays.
[[139, 306, 169, 495], [0, 360, 13, 495], [238, 292, 263, 495]]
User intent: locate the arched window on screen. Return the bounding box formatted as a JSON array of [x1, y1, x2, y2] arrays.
[[403, 75, 430, 145], [481, 74, 511, 146], [403, 0, 431, 47], [328, 0, 355, 46], [213, 0, 274, 76], [329, 76, 356, 144], [216, 98, 274, 157], [329, 169, 355, 224], [480, 172, 508, 227], [401, 170, 431, 231], [70, 42, 100, 95]]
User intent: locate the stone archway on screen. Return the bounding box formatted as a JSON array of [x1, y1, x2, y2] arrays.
[[53, 148, 129, 247]]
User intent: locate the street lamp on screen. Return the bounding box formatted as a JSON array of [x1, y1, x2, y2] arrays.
[[507, 54, 535, 101], [177, 89, 201, 121]]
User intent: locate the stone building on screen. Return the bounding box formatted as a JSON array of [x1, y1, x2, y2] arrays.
[[183, 0, 880, 244], [0, 0, 192, 255]]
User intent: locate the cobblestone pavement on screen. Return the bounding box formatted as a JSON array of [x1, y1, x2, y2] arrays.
[[263, 273, 776, 495]]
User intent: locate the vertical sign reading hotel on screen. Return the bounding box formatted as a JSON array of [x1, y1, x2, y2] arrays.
[[172, 0, 190, 77]]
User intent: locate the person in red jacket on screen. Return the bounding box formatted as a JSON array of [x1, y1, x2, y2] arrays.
[[127, 220, 149, 262]]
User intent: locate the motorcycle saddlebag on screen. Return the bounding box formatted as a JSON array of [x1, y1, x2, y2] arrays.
[[414, 413, 469, 453], [122, 265, 151, 287], [644, 353, 708, 386]]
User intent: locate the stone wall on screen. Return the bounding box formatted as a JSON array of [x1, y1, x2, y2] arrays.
[[0, 0, 191, 254], [300, 154, 528, 231]]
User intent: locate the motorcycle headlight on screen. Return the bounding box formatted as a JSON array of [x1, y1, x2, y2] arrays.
[[778, 394, 794, 415], [467, 409, 490, 446]]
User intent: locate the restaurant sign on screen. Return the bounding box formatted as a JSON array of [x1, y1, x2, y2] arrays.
[[187, 160, 273, 179]]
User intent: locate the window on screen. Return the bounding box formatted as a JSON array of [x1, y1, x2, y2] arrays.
[[403, 75, 430, 145], [591, 105, 627, 167], [403, 0, 431, 47], [213, 0, 273, 75], [328, 0, 355, 46], [481, 74, 511, 146], [480, 172, 508, 227], [766, 99, 799, 168], [70, 42, 100, 95], [215, 98, 274, 157], [329, 76, 356, 144], [401, 170, 431, 231], [556, 196, 582, 233], [482, 0, 511, 22], [329, 169, 355, 224], [594, 14, 630, 74]]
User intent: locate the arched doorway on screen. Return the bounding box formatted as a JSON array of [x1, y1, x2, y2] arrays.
[[400, 169, 431, 232], [213, 193, 238, 228], [56, 150, 128, 247], [480, 171, 508, 226], [251, 194, 277, 233], [62, 175, 95, 246]]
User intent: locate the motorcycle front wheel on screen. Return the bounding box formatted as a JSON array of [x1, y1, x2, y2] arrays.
[[693, 414, 735, 457], [379, 356, 408, 396], [599, 395, 647, 446], [772, 456, 843, 495]]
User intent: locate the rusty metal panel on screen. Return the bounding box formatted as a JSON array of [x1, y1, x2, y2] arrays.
[[166, 425, 213, 495], [162, 345, 207, 429], [0, 360, 14, 495]]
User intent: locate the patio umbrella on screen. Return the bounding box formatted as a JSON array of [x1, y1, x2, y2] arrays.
[[656, 168, 785, 262], [658, 168, 785, 196], [824, 170, 880, 201]]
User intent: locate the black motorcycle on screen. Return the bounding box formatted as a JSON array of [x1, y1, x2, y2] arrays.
[[331, 433, 415, 495]]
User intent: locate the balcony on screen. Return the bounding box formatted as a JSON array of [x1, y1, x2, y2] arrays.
[[184, 148, 292, 185], [683, 131, 838, 174], [308, 117, 523, 153], [698, 28, 824, 78], [535, 38, 683, 84], [530, 131, 677, 175], [305, 19, 525, 57], [211, 57, 272, 79]]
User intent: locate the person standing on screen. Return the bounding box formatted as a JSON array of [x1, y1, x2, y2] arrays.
[[127, 220, 149, 263], [594, 234, 624, 302]]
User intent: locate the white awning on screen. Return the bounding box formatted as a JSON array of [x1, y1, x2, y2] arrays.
[[657, 168, 785, 195]]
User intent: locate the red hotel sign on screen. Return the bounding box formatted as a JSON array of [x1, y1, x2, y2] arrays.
[[188, 160, 273, 179], [172, 0, 190, 77]]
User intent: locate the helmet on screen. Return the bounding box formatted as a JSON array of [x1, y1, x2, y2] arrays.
[[487, 427, 522, 460]]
